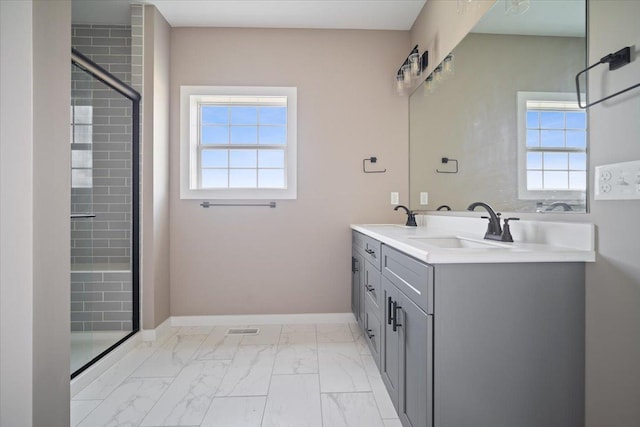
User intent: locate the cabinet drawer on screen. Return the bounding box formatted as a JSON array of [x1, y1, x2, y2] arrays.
[[353, 231, 382, 271], [382, 244, 434, 314], [364, 297, 382, 367], [364, 261, 382, 317]]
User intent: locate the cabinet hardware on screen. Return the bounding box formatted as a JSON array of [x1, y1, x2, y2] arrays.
[[366, 329, 375, 339], [365, 284, 375, 292], [387, 296, 394, 325], [392, 301, 403, 332], [351, 258, 359, 273], [365, 248, 376, 256]]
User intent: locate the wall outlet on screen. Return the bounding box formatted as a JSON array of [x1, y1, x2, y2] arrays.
[[420, 192, 429, 205], [595, 160, 640, 200], [391, 192, 399, 205]]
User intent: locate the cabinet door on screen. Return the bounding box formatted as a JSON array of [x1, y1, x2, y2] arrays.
[[398, 293, 433, 427], [381, 277, 400, 410], [364, 297, 382, 366]]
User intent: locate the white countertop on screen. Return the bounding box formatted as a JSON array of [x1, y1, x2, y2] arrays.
[[351, 215, 596, 264]]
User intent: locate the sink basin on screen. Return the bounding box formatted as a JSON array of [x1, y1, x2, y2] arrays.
[[407, 236, 509, 249]]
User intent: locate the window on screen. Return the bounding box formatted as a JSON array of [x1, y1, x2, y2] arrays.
[[180, 86, 297, 200], [70, 105, 93, 188], [517, 92, 587, 200]]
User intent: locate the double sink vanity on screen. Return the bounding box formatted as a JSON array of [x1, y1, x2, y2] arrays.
[[350, 214, 595, 427]]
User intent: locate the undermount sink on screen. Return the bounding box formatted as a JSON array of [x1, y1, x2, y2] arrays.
[[407, 236, 510, 249]]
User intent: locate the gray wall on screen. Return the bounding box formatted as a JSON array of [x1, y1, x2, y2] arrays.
[[585, 1, 640, 425], [32, 1, 72, 425], [169, 27, 409, 317], [142, 5, 171, 329], [0, 1, 35, 425]]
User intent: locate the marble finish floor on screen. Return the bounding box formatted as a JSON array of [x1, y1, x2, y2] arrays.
[[71, 322, 401, 427]]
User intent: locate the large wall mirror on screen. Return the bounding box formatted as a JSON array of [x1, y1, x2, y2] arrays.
[[409, 0, 587, 213]]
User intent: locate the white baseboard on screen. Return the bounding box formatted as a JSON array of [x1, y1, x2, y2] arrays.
[[141, 316, 172, 342], [170, 312, 356, 326], [70, 332, 141, 397]]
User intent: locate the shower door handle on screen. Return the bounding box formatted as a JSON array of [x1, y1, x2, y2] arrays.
[[70, 213, 96, 219]]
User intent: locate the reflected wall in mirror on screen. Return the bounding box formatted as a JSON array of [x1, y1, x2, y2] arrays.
[[409, 0, 587, 213]]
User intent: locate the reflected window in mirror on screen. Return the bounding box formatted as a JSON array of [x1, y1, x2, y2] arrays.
[[517, 92, 587, 210]]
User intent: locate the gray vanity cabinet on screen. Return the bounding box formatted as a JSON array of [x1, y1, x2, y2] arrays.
[[351, 248, 363, 328], [382, 247, 433, 427], [351, 230, 585, 427]]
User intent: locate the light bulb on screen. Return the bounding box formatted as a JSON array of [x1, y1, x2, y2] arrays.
[[443, 54, 454, 77], [402, 64, 412, 86], [423, 75, 434, 96], [409, 52, 421, 78], [433, 65, 443, 83], [395, 73, 405, 96]]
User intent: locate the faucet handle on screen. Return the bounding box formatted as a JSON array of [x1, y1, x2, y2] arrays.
[[501, 217, 520, 242], [480, 216, 495, 234]]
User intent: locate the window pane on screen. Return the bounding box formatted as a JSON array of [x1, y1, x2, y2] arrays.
[[229, 169, 256, 188], [259, 107, 286, 125], [71, 169, 92, 188], [230, 107, 257, 125], [527, 171, 543, 190], [202, 169, 228, 188], [543, 152, 568, 170], [569, 171, 586, 190], [230, 126, 257, 144], [259, 126, 286, 145], [526, 130, 539, 147], [566, 130, 586, 148], [566, 112, 586, 129], [544, 171, 568, 189], [569, 152, 587, 171], [540, 130, 564, 147], [258, 150, 285, 168], [202, 150, 228, 168], [202, 126, 229, 144], [540, 111, 564, 129], [201, 106, 228, 124], [72, 150, 92, 168], [74, 106, 93, 124], [526, 152, 542, 170], [526, 111, 539, 128], [230, 149, 257, 167], [258, 169, 285, 188], [74, 125, 92, 144]]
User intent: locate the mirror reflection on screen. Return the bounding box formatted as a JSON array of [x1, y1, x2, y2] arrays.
[[409, 0, 587, 213]]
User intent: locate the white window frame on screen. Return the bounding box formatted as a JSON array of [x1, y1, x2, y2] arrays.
[[180, 85, 297, 200], [517, 91, 587, 201]]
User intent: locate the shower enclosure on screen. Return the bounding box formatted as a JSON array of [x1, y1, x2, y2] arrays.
[[70, 48, 140, 377]]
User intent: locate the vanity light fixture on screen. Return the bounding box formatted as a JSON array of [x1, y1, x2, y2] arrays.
[[442, 54, 455, 77], [395, 45, 427, 96], [422, 53, 455, 96], [423, 75, 435, 96]]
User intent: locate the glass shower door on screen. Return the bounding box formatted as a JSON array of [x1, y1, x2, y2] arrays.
[[70, 52, 139, 377]]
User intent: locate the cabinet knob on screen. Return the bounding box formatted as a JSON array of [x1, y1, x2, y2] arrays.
[[365, 285, 375, 292], [366, 329, 375, 339]]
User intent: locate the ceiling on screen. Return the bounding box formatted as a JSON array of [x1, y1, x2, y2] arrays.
[[72, 0, 428, 31]]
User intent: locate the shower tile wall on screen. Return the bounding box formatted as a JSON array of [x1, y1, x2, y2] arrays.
[[71, 25, 133, 332], [71, 24, 132, 267]]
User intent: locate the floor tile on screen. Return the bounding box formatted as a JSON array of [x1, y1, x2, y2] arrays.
[[317, 323, 354, 343], [195, 326, 244, 361], [177, 326, 215, 336], [73, 343, 155, 400], [239, 324, 282, 345], [318, 342, 371, 392], [140, 360, 229, 426], [77, 377, 172, 427], [130, 334, 207, 378], [215, 344, 276, 397], [279, 324, 316, 344], [273, 342, 318, 375], [71, 399, 101, 426], [321, 392, 385, 427], [200, 396, 266, 427], [360, 354, 398, 419], [262, 374, 322, 427]]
